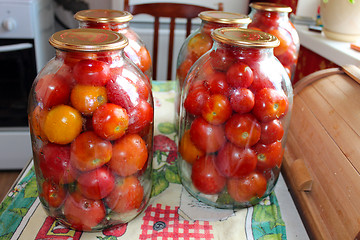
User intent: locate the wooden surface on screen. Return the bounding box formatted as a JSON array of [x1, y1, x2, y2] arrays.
[[0, 170, 21, 202], [282, 66, 360, 240]]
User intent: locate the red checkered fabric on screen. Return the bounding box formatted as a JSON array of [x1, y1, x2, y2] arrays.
[[140, 204, 214, 240]]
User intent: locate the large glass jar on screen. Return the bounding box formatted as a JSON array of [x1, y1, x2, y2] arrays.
[[75, 9, 152, 83], [176, 11, 251, 89], [248, 2, 299, 83], [28, 28, 154, 231], [178, 28, 293, 209]]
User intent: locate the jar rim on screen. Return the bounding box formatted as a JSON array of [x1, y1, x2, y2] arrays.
[[249, 2, 292, 13], [212, 28, 280, 48], [199, 11, 252, 24], [74, 9, 133, 23], [49, 28, 128, 52]]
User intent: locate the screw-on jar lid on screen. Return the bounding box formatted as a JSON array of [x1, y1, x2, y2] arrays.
[[49, 28, 128, 52], [249, 2, 292, 13], [199, 11, 252, 25], [212, 28, 280, 48], [74, 9, 133, 23]]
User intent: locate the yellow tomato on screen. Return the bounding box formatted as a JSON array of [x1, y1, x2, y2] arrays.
[[70, 84, 107, 115], [44, 105, 83, 144]]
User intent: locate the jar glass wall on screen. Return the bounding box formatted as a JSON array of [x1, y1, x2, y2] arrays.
[[248, 2, 300, 83], [178, 28, 293, 209], [28, 29, 154, 231], [75, 9, 152, 83]]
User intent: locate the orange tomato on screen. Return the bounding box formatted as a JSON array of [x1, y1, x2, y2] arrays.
[[268, 28, 291, 56], [109, 133, 148, 176], [43, 105, 83, 144], [70, 84, 107, 115], [29, 105, 48, 141], [179, 130, 205, 164], [187, 33, 212, 58]]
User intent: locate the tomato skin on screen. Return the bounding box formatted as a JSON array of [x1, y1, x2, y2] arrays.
[[77, 166, 115, 200], [205, 71, 230, 96], [209, 47, 235, 72], [201, 94, 232, 125], [179, 130, 205, 164], [259, 119, 284, 144], [252, 88, 289, 122], [215, 142, 257, 178], [230, 88, 255, 114], [191, 155, 226, 195], [136, 46, 152, 73], [177, 57, 196, 87], [92, 103, 129, 141], [226, 62, 254, 88], [187, 33, 213, 59], [184, 83, 210, 116], [105, 175, 144, 213], [35, 74, 70, 108], [63, 192, 106, 231], [39, 143, 75, 184], [109, 134, 148, 176], [73, 59, 111, 86], [190, 117, 226, 153], [41, 181, 66, 208], [253, 141, 283, 171], [227, 171, 267, 203], [127, 99, 153, 134], [70, 84, 107, 115], [225, 113, 261, 148]]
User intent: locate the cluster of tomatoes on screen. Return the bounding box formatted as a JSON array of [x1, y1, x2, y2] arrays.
[[29, 51, 153, 231], [83, 21, 152, 81], [177, 21, 248, 89], [248, 10, 299, 79], [179, 45, 289, 204]]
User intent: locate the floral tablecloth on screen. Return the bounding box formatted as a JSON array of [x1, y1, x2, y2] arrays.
[[0, 81, 286, 240]]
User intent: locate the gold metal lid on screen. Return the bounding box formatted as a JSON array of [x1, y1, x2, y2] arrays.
[[199, 11, 252, 25], [49, 28, 128, 52], [74, 9, 133, 23], [212, 28, 280, 48], [249, 2, 292, 13]]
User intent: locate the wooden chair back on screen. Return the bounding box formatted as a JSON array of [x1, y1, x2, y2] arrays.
[[124, 0, 223, 80]]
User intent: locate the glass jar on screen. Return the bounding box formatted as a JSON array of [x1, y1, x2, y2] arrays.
[[178, 28, 293, 209], [75, 9, 152, 83], [176, 11, 251, 89], [248, 2, 299, 83], [28, 28, 154, 231]]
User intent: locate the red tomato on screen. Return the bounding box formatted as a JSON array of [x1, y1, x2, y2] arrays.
[[209, 47, 235, 72], [191, 155, 226, 194], [92, 103, 129, 140], [205, 71, 229, 96], [136, 46, 152, 73], [127, 99, 153, 134], [77, 166, 115, 200], [226, 62, 253, 88], [179, 130, 205, 164], [190, 117, 226, 153], [106, 75, 141, 110], [105, 175, 144, 213], [269, 28, 292, 57], [184, 82, 210, 116], [215, 142, 257, 178], [227, 171, 267, 203], [259, 119, 284, 144], [39, 143, 75, 184], [230, 88, 255, 114], [73, 59, 111, 86], [252, 88, 289, 122], [109, 134, 148, 176], [225, 113, 261, 148], [253, 141, 283, 171], [249, 11, 280, 29], [276, 44, 297, 67], [86, 22, 111, 30], [41, 181, 66, 208], [177, 57, 196, 87], [70, 131, 112, 171], [248, 62, 276, 93], [201, 94, 232, 125], [35, 74, 70, 108], [63, 191, 106, 231]]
